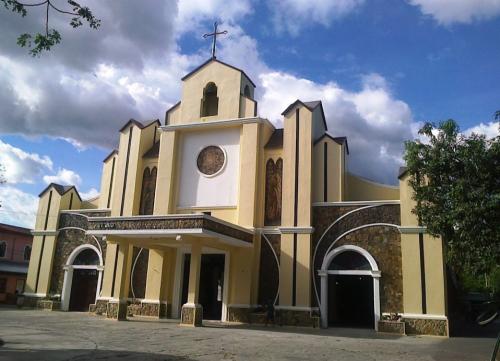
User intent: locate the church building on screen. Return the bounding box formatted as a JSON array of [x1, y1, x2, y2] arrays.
[[23, 56, 449, 336]]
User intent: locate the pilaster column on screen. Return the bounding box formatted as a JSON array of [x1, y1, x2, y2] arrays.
[[181, 242, 202, 326], [141, 248, 169, 318], [106, 240, 133, 320]]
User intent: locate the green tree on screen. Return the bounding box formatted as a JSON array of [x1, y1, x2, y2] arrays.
[[404, 119, 500, 288], [1, 0, 100, 56]]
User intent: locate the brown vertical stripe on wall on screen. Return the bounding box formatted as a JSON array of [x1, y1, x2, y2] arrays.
[[120, 127, 133, 216], [419, 233, 427, 314], [153, 126, 157, 144], [35, 190, 53, 293], [323, 142, 328, 202], [69, 192, 73, 210], [111, 244, 120, 298], [107, 157, 115, 209], [43, 190, 53, 231], [292, 108, 300, 306]]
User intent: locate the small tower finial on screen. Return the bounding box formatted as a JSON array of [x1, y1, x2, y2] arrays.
[[203, 21, 228, 59]]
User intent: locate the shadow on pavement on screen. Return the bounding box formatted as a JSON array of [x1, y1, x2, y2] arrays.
[[0, 347, 196, 361]]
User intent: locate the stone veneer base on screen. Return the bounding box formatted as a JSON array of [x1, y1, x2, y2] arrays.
[[106, 301, 128, 320], [181, 304, 203, 326], [403, 317, 449, 336], [127, 302, 168, 318], [378, 320, 406, 335]]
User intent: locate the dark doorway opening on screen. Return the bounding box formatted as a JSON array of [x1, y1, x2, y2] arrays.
[[69, 269, 98, 311], [181, 254, 190, 307], [199, 254, 225, 320], [180, 253, 225, 320], [328, 274, 374, 328]]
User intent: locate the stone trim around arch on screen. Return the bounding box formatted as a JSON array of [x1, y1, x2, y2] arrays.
[[318, 244, 381, 330]]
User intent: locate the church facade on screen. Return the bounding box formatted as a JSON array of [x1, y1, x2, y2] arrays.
[[24, 58, 449, 336]]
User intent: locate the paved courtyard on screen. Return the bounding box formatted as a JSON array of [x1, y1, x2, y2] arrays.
[[0, 308, 496, 361]]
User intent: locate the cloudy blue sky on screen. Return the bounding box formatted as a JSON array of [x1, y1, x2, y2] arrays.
[[0, 0, 499, 228]]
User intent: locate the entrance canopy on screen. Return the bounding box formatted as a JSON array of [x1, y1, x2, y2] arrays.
[[86, 213, 253, 248]]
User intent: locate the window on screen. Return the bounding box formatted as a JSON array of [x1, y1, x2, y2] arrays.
[[0, 278, 6, 293], [139, 167, 157, 215], [23, 245, 31, 261], [243, 85, 251, 98], [200, 82, 219, 117], [264, 158, 283, 226], [329, 251, 371, 271], [0, 241, 6, 258], [73, 248, 100, 266], [16, 279, 25, 294]]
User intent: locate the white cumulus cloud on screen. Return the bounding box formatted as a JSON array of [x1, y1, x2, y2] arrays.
[[0, 139, 53, 184], [0, 185, 38, 228], [409, 0, 500, 25], [464, 121, 500, 138], [269, 0, 365, 35], [258, 71, 413, 184], [80, 188, 100, 201], [43, 168, 82, 186]]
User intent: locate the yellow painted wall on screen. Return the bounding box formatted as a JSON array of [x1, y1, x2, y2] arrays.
[[237, 123, 260, 227], [399, 174, 447, 317], [101, 242, 118, 298], [345, 173, 400, 201], [154, 130, 178, 215], [177, 61, 244, 124], [312, 138, 343, 203], [239, 95, 256, 118], [98, 154, 117, 209]]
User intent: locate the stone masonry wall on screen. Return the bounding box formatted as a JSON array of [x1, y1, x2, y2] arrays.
[[50, 213, 107, 296], [312, 204, 402, 313]]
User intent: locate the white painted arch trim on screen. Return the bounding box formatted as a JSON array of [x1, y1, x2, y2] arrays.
[[319, 244, 381, 331], [321, 245, 379, 272], [65, 244, 103, 266], [61, 244, 103, 312]]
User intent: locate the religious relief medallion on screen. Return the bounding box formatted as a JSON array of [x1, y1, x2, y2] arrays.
[[197, 145, 226, 176]]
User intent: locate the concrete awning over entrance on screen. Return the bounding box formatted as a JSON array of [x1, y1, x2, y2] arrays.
[[85, 214, 253, 247]]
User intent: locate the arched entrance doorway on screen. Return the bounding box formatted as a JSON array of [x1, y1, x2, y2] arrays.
[[319, 245, 381, 330], [61, 245, 103, 312]]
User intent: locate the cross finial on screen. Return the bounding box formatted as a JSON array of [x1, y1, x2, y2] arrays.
[[203, 21, 228, 59]]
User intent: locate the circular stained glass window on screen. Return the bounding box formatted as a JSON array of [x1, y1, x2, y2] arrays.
[[197, 145, 226, 176]]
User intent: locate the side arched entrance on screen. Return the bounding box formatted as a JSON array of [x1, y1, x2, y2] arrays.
[[61, 245, 103, 312], [319, 245, 381, 330]]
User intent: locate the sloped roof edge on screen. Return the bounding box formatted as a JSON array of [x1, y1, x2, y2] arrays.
[[281, 99, 328, 131], [314, 132, 349, 154], [181, 58, 256, 88], [38, 183, 82, 202]]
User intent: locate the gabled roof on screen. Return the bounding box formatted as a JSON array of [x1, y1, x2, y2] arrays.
[[264, 128, 284, 149], [0, 222, 32, 235], [38, 183, 82, 202], [143, 141, 160, 159], [314, 132, 350, 154], [165, 101, 181, 125], [103, 149, 118, 163], [119, 119, 160, 133], [181, 58, 256, 88], [281, 99, 328, 131]]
